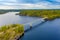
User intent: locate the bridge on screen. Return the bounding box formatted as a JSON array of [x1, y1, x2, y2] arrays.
[[23, 18, 46, 32], [6, 12, 47, 32], [6, 12, 46, 32]]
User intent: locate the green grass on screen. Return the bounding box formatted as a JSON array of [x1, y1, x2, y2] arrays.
[[0, 24, 24, 40], [19, 9, 60, 20]]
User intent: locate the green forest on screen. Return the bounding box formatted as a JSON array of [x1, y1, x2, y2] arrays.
[[19, 9, 60, 20]]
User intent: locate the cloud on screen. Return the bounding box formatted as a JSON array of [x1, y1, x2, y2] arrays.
[[0, 6, 15, 9], [0, 0, 17, 2], [0, 0, 60, 9], [0, 3, 60, 9]]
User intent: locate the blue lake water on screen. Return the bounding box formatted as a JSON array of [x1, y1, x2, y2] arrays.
[[20, 18, 60, 40]]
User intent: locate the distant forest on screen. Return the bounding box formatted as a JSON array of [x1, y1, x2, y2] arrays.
[[19, 9, 60, 20], [0, 9, 20, 14]]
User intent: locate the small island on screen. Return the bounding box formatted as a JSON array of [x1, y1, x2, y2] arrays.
[[0, 24, 24, 40], [19, 9, 60, 20]]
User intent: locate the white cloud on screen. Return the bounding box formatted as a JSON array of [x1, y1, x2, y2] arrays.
[[0, 0, 60, 9], [0, 3, 60, 9], [0, 6, 17, 9], [0, 0, 17, 2]]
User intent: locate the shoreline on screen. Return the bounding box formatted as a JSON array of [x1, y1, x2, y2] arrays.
[[19, 10, 60, 20], [15, 32, 24, 40], [0, 24, 24, 40]]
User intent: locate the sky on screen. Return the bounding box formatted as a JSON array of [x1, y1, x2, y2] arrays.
[[0, 0, 60, 9]]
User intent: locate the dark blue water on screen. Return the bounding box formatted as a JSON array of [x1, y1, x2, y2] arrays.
[[20, 18, 60, 40]]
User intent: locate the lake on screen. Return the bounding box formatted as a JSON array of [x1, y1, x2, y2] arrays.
[[20, 19, 60, 40], [0, 12, 60, 40], [0, 12, 40, 26]]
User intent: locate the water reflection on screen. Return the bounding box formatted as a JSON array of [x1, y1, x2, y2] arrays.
[[0, 12, 40, 26]]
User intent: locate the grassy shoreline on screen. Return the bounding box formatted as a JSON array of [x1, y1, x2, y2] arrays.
[[0, 24, 24, 40], [19, 10, 60, 20]]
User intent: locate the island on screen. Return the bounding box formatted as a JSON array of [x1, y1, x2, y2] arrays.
[[19, 9, 60, 20], [0, 24, 24, 40]]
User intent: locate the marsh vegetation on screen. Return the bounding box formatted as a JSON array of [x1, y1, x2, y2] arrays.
[[0, 24, 24, 40]]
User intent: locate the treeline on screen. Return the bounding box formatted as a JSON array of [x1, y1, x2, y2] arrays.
[[0, 11, 8, 14], [19, 9, 60, 20], [0, 9, 20, 14]]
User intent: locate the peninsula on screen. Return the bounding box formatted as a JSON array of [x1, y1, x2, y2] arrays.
[[19, 9, 60, 20], [0, 24, 24, 40]]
